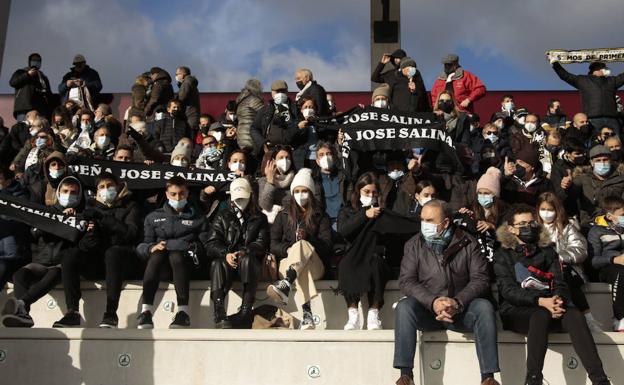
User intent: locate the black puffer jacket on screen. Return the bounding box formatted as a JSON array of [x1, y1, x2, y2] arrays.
[[553, 62, 624, 118], [494, 224, 569, 318], [136, 202, 205, 259], [9, 67, 52, 118], [30, 176, 84, 265], [78, 184, 141, 253], [154, 113, 191, 153], [201, 205, 269, 261], [270, 208, 332, 261]]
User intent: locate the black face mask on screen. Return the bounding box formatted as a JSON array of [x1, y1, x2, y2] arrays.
[[296, 81, 305, 90], [546, 145, 561, 154], [571, 155, 586, 166], [579, 124, 591, 136], [438, 101, 454, 114], [443, 64, 455, 75], [612, 150, 623, 162], [514, 164, 527, 179], [553, 107, 562, 115], [518, 225, 539, 244]]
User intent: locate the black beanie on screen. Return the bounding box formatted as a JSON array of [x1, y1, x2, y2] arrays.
[[588, 61, 606, 74]]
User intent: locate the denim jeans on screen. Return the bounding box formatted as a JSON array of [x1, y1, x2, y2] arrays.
[[393, 296, 500, 375]]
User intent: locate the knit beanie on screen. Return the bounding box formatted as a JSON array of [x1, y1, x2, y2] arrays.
[[170, 140, 192, 163], [476, 167, 501, 197], [290, 168, 315, 194], [371, 84, 391, 101]]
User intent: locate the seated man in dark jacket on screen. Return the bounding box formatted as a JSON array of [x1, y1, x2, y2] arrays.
[[2, 176, 84, 327], [494, 204, 610, 385], [136, 176, 204, 329], [202, 177, 269, 329], [53, 172, 141, 328], [393, 199, 500, 385]]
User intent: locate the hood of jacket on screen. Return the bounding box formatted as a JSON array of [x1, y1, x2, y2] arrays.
[[496, 223, 552, 249], [52, 175, 84, 209]]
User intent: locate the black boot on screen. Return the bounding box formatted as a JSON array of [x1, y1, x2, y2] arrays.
[[231, 303, 254, 329], [213, 297, 231, 329], [525, 373, 543, 385]]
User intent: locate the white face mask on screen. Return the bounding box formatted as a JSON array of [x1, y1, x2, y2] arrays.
[[503, 101, 514, 111], [273, 93, 287, 105], [603, 68, 611, 77], [388, 170, 404, 180], [524, 122, 537, 133], [302, 108, 315, 119], [98, 187, 117, 204], [539, 209, 556, 223], [276, 158, 291, 173], [172, 159, 188, 167], [418, 196, 433, 206], [360, 195, 377, 207], [30, 128, 39, 137], [373, 99, 388, 108], [233, 197, 249, 211], [81, 122, 91, 131], [319, 155, 333, 170], [228, 113, 236, 121], [49, 168, 64, 179], [96, 136, 110, 149], [211, 132, 223, 143], [229, 161, 245, 173], [175, 75, 182, 84], [494, 121, 504, 130], [516, 116, 526, 125], [294, 191, 309, 207], [421, 221, 442, 240], [406, 67, 416, 78]]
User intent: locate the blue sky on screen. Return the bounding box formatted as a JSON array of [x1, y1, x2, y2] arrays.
[[0, 0, 623, 93]]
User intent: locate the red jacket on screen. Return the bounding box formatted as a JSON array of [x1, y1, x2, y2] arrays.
[[430, 68, 486, 113]]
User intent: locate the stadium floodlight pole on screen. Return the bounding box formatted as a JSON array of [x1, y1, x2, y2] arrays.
[[0, 0, 10, 78], [371, 0, 401, 90]]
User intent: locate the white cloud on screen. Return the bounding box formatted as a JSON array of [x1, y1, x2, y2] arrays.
[[0, 0, 623, 94]]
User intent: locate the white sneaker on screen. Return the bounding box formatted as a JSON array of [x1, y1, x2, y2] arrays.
[[585, 316, 603, 332], [613, 318, 624, 332], [366, 308, 382, 330], [343, 308, 360, 330]]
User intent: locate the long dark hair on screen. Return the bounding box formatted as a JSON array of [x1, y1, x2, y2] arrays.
[[472, 190, 503, 224], [350, 171, 381, 209], [287, 186, 320, 231], [536, 191, 568, 233]]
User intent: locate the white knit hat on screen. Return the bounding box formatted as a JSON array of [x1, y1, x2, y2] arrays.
[[290, 168, 315, 193]]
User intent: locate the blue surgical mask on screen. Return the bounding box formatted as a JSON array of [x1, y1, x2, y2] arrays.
[[98, 187, 117, 204], [168, 198, 187, 210], [617, 216, 624, 227], [35, 137, 47, 148], [421, 221, 441, 241], [477, 194, 494, 208], [58, 193, 78, 208], [49, 168, 64, 179], [486, 133, 498, 143], [406, 67, 416, 77], [593, 162, 611, 176]]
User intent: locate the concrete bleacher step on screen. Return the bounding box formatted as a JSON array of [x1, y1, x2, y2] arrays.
[[0, 281, 616, 330], [0, 329, 622, 385]]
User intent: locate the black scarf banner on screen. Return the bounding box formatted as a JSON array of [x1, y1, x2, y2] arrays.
[[312, 106, 454, 153], [69, 158, 236, 190], [0, 194, 86, 242]]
